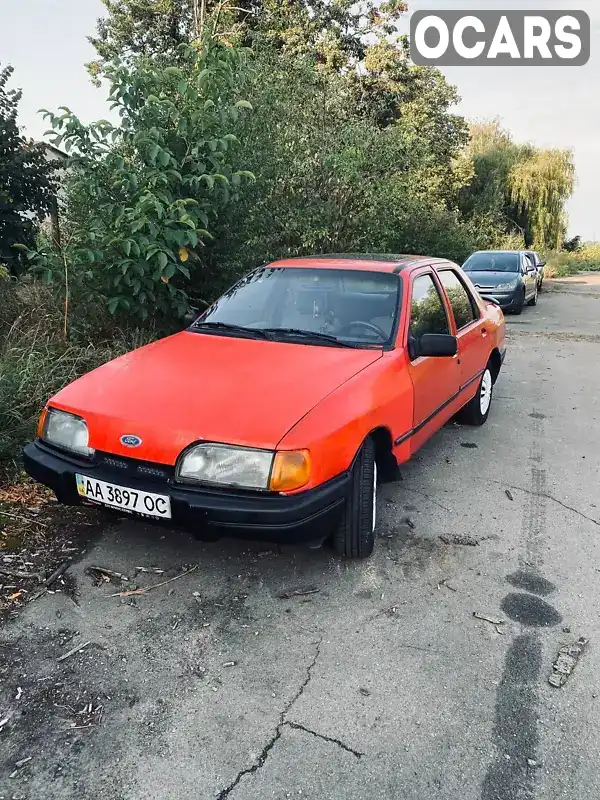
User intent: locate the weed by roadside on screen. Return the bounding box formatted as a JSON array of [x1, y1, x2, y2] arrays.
[[544, 244, 600, 278], [0, 277, 157, 478]]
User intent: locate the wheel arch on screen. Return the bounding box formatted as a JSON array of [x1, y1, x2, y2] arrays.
[[489, 348, 502, 384], [368, 426, 398, 481]]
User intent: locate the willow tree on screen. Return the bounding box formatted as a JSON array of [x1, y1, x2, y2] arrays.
[[508, 149, 575, 250], [458, 120, 576, 248]]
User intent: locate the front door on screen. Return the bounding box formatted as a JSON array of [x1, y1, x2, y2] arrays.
[[405, 271, 461, 455]]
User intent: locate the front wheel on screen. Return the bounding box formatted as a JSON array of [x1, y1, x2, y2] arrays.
[[332, 437, 377, 559], [512, 290, 525, 315], [527, 286, 538, 306], [457, 366, 493, 426]]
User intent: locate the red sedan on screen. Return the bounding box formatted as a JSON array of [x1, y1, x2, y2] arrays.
[[24, 254, 506, 558]]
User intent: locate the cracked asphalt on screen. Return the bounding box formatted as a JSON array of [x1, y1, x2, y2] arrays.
[[2, 278, 600, 799]]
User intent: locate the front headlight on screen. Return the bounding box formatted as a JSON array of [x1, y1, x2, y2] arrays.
[[41, 408, 94, 458], [177, 443, 274, 490], [495, 280, 518, 291], [177, 443, 311, 492]]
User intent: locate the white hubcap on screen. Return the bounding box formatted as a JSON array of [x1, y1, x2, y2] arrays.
[[480, 369, 493, 415], [372, 463, 378, 533]]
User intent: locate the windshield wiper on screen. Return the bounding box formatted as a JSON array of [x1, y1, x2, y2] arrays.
[[192, 321, 271, 340], [261, 328, 363, 348]]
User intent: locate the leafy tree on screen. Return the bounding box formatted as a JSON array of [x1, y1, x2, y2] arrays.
[[205, 51, 481, 289], [29, 43, 254, 324], [248, 0, 408, 68], [457, 121, 527, 235], [87, 0, 409, 77], [87, 0, 195, 81], [0, 64, 57, 275]]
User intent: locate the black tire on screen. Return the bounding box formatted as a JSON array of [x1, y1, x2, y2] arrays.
[[457, 365, 493, 426], [527, 286, 538, 306], [332, 437, 377, 559], [512, 290, 525, 315]]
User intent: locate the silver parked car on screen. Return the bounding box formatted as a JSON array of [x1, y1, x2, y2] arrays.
[[461, 250, 538, 315], [524, 251, 546, 291]]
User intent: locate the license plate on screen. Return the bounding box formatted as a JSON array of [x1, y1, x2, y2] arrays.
[[75, 474, 171, 519]]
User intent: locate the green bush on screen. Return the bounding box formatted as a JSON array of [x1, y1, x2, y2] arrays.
[[29, 42, 254, 322]]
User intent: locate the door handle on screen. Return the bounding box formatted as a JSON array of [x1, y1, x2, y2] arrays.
[[481, 327, 487, 335]]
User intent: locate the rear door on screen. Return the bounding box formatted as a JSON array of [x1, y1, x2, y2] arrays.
[[436, 265, 489, 402], [404, 269, 461, 454]]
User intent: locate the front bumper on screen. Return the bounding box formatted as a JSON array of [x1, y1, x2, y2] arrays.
[[480, 289, 522, 311], [23, 441, 350, 544]]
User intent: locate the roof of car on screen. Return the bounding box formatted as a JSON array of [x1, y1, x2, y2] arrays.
[[267, 254, 447, 273]]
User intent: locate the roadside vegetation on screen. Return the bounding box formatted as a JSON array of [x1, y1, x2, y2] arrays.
[[0, 0, 586, 477], [543, 243, 600, 278]]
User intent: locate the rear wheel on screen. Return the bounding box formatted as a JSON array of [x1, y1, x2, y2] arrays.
[[457, 366, 493, 426], [332, 437, 377, 559]]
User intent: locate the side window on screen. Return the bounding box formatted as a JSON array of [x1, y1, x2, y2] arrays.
[[438, 270, 478, 330], [408, 274, 450, 344]]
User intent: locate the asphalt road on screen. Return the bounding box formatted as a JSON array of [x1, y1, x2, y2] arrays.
[[2, 278, 600, 800]]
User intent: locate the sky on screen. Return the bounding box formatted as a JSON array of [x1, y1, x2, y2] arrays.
[[1, 0, 597, 239]]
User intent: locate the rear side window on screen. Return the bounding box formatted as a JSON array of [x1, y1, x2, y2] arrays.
[[438, 270, 478, 330], [408, 274, 450, 341]]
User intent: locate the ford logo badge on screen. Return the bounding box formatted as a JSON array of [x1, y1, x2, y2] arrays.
[[121, 434, 142, 448]]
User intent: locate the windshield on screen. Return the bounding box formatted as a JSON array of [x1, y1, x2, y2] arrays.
[[463, 252, 520, 273], [193, 267, 401, 347]]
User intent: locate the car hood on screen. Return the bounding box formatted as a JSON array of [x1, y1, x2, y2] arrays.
[[49, 331, 382, 464], [465, 271, 520, 289]]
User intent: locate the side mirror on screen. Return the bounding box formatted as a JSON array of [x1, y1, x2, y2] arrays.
[[539, 261, 546, 267], [415, 333, 458, 358], [482, 295, 501, 306]]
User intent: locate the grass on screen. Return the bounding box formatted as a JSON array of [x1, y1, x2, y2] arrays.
[[543, 243, 600, 278], [0, 277, 156, 478]]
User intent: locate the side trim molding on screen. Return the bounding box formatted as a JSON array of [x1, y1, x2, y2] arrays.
[[393, 369, 485, 446]]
